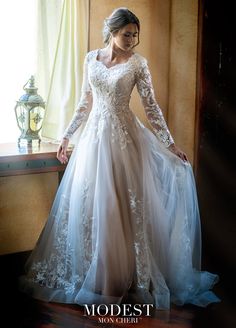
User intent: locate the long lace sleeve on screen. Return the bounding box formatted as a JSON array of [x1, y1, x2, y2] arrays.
[[136, 57, 174, 147], [63, 53, 93, 139]]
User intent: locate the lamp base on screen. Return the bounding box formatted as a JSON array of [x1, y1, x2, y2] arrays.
[[17, 130, 41, 145], [18, 138, 41, 145]]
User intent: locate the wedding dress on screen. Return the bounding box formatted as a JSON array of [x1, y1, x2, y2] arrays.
[[19, 49, 220, 309]]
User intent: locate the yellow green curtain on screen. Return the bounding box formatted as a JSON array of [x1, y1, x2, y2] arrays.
[[37, 0, 89, 141]]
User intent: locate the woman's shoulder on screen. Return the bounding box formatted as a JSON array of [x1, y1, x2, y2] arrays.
[[84, 49, 98, 62], [132, 52, 148, 69], [133, 52, 147, 62]]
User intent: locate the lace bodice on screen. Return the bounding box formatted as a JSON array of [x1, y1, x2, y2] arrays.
[[63, 49, 174, 147]]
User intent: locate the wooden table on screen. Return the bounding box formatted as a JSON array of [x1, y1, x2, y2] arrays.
[[0, 142, 72, 178], [0, 142, 73, 254]]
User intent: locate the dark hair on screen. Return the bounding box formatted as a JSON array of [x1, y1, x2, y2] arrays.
[[103, 7, 140, 48]]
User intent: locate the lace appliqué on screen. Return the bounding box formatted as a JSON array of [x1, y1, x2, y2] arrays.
[[136, 58, 174, 147], [28, 195, 81, 294], [80, 179, 94, 272], [128, 189, 150, 289], [63, 105, 91, 140], [63, 50, 174, 149], [110, 113, 133, 150], [27, 179, 95, 294], [87, 109, 134, 150], [81, 56, 136, 150]]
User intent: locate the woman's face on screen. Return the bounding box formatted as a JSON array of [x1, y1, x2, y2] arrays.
[[112, 23, 139, 51]]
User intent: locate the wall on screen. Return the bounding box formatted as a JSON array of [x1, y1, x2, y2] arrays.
[[89, 0, 198, 163], [0, 173, 58, 254], [168, 0, 198, 163]]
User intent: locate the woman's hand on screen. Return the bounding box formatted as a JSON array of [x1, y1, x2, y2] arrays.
[[57, 138, 69, 164], [168, 143, 188, 162]]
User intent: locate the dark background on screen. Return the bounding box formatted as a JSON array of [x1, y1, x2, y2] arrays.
[[195, 0, 236, 317]]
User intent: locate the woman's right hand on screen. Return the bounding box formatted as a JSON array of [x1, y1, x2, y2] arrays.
[[57, 138, 69, 164], [168, 143, 188, 162]]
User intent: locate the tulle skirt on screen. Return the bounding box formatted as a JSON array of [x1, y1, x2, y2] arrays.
[[19, 108, 220, 309]]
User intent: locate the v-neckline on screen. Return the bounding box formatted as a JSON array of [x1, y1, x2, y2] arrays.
[[95, 49, 135, 70]]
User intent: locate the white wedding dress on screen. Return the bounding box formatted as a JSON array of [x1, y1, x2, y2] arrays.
[[19, 49, 220, 309]]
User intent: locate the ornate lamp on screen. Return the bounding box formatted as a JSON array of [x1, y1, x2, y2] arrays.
[[14, 76, 45, 144]]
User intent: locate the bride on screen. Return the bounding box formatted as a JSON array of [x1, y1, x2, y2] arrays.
[[19, 7, 220, 310]]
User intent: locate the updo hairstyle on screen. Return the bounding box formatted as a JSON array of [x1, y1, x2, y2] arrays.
[[103, 7, 140, 48]]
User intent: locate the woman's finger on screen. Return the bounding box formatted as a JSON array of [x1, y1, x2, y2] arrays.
[[56, 147, 61, 159]]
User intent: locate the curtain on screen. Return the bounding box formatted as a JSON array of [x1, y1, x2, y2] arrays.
[[36, 0, 89, 141]]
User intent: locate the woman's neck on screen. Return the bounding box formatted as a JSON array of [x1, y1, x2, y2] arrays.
[[105, 44, 132, 62]]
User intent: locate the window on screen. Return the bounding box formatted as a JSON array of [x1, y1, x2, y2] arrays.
[[0, 0, 37, 143], [0, 0, 88, 144]]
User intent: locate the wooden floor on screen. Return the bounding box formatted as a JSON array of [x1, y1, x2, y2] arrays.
[[2, 292, 235, 328], [1, 252, 235, 328]]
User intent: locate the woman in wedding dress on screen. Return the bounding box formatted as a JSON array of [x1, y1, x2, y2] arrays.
[[19, 7, 220, 309]]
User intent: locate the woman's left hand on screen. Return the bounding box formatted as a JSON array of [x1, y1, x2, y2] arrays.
[[168, 144, 189, 162], [57, 138, 69, 164]]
